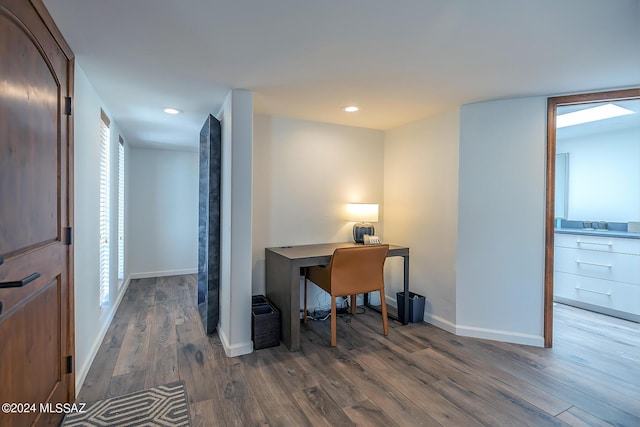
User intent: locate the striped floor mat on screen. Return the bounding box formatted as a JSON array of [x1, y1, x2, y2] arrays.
[[62, 381, 190, 427]]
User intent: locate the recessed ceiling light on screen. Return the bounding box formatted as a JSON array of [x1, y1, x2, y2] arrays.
[[556, 103, 633, 128], [344, 106, 359, 113], [163, 107, 183, 115]]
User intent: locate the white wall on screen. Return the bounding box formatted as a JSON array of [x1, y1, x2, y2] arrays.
[[456, 97, 547, 346], [558, 127, 640, 222], [252, 115, 386, 309], [383, 109, 460, 330], [127, 147, 199, 276], [73, 63, 129, 390], [217, 90, 254, 357]]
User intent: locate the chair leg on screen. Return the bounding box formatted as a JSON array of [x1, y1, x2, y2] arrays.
[[303, 274, 308, 325], [331, 295, 337, 346], [350, 294, 357, 314], [380, 289, 388, 336]]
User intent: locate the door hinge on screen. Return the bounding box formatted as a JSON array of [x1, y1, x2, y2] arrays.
[[66, 355, 73, 374], [64, 227, 72, 245], [65, 96, 72, 116]]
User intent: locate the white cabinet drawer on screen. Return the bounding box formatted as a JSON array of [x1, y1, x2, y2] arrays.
[[554, 272, 640, 316], [555, 233, 640, 255], [554, 247, 640, 285]]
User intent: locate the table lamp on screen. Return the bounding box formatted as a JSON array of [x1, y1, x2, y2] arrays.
[[348, 203, 379, 243]]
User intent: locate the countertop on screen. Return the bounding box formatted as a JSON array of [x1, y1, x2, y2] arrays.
[[555, 228, 640, 239]]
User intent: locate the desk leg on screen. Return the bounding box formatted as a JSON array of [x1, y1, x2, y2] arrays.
[[265, 251, 301, 351], [364, 254, 410, 324], [288, 265, 301, 351], [402, 254, 410, 325]]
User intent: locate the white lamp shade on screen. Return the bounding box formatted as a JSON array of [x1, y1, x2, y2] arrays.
[[347, 203, 379, 223]]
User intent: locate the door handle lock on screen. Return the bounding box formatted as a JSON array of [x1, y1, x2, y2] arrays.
[[0, 273, 41, 289]]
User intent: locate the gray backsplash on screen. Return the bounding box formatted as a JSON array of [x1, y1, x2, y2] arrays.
[[558, 219, 628, 232]]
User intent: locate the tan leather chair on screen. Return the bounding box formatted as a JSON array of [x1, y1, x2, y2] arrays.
[[304, 244, 389, 346]]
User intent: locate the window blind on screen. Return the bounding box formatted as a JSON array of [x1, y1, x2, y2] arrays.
[[99, 110, 111, 307], [117, 136, 125, 285]]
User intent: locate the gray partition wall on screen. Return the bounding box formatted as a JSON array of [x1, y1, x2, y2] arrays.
[[198, 114, 221, 334]]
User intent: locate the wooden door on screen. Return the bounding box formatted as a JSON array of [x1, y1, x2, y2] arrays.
[[0, 0, 74, 426]]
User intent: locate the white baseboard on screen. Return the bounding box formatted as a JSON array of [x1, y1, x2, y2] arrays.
[[217, 326, 253, 357], [424, 313, 457, 334], [129, 268, 197, 280], [384, 294, 544, 347], [455, 324, 544, 347], [75, 274, 132, 394]]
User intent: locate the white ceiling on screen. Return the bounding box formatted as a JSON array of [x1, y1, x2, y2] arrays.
[[43, 0, 640, 150]]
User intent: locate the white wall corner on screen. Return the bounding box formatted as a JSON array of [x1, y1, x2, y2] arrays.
[[217, 325, 254, 357], [382, 109, 460, 331], [217, 89, 254, 356], [385, 294, 457, 335], [423, 313, 457, 335]]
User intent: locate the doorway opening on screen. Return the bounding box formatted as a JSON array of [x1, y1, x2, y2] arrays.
[[544, 88, 640, 347]]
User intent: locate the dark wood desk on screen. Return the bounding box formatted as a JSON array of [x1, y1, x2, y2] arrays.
[[265, 242, 410, 351]]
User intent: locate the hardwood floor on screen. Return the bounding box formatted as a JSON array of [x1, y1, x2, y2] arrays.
[[77, 275, 640, 426]]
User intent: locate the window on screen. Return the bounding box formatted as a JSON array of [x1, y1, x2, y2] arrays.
[[117, 136, 125, 285], [99, 110, 111, 308]]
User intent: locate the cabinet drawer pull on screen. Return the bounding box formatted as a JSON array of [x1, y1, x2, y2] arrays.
[[0, 272, 41, 288], [576, 240, 612, 247], [575, 286, 611, 296], [575, 260, 612, 268]]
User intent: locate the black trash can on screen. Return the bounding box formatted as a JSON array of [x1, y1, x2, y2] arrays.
[[252, 294, 269, 307], [396, 291, 425, 323], [251, 295, 280, 349]]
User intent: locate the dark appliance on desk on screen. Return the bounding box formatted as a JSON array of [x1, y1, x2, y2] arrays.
[[348, 203, 379, 243]]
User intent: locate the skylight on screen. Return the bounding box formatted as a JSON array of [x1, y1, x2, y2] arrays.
[[556, 103, 634, 128]]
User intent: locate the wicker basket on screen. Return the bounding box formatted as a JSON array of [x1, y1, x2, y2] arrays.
[[251, 301, 280, 349]]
